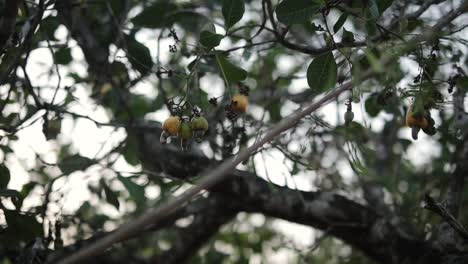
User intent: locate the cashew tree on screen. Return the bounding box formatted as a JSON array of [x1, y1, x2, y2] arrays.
[[0, 0, 468, 264]]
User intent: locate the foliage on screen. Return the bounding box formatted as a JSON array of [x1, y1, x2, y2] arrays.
[[0, 0, 467, 263]]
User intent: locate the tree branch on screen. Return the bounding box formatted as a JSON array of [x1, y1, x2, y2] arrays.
[[211, 170, 427, 263], [0, 0, 20, 52], [150, 194, 237, 264], [424, 194, 468, 243]]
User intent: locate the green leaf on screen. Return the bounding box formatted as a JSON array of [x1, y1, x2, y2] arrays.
[[268, 99, 282, 122], [124, 35, 153, 76], [0, 189, 20, 198], [40, 16, 60, 40], [108, 0, 126, 18], [0, 145, 13, 154], [333, 13, 348, 33], [307, 52, 337, 92], [365, 94, 381, 117], [0, 164, 10, 189], [275, 0, 321, 25], [130, 95, 155, 118], [366, 18, 378, 36], [101, 179, 120, 210], [188, 56, 217, 74], [17, 182, 37, 208], [200, 31, 224, 49], [201, 22, 217, 34], [222, 0, 245, 29], [58, 154, 94, 175], [377, 0, 393, 14], [4, 210, 42, 246], [131, 1, 176, 28], [168, 11, 210, 33], [342, 28, 355, 43], [456, 76, 468, 91], [364, 49, 383, 72], [215, 51, 247, 84], [123, 132, 140, 166], [117, 175, 146, 205], [54, 47, 72, 65], [1, 188, 22, 210], [111, 61, 130, 83]]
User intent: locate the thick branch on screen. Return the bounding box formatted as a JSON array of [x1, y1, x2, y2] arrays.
[[213, 171, 432, 264], [150, 194, 237, 264], [424, 195, 468, 242], [0, 0, 20, 52], [48, 195, 220, 262]]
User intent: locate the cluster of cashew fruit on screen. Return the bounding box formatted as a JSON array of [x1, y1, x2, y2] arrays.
[[159, 91, 249, 150], [405, 106, 436, 140], [160, 115, 209, 150]]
